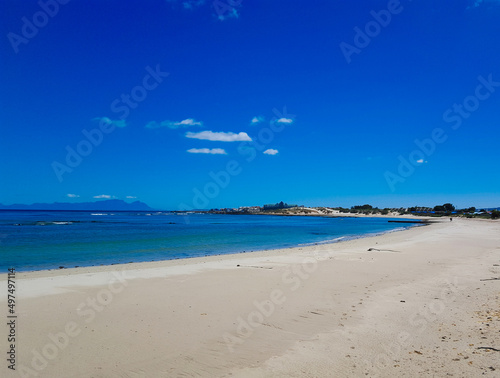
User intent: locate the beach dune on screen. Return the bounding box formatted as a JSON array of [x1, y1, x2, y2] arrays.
[[1, 218, 499, 377]]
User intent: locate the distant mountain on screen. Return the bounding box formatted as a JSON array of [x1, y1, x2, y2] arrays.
[[0, 199, 155, 211]]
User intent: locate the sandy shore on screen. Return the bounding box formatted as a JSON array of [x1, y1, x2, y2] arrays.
[[1, 218, 499, 377]]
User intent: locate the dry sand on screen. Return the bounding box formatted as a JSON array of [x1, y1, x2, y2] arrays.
[[1, 218, 499, 377]]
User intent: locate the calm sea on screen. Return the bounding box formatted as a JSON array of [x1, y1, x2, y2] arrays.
[[0, 211, 417, 272]]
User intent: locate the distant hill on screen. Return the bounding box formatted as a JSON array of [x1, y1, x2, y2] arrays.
[[0, 199, 154, 211]]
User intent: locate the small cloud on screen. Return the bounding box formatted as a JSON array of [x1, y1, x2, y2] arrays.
[[66, 194, 80, 198], [263, 149, 279, 155], [176, 119, 202, 126], [251, 116, 264, 125], [186, 130, 252, 142], [187, 148, 227, 155], [273, 106, 296, 120], [93, 117, 127, 128], [276, 118, 293, 124], [416, 159, 428, 164], [93, 194, 114, 199], [146, 118, 203, 129], [217, 6, 239, 21], [126, 196, 137, 199]]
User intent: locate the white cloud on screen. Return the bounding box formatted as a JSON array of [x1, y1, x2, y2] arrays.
[[93, 194, 114, 199], [126, 196, 137, 199], [93, 117, 127, 128], [177, 119, 202, 126], [263, 149, 279, 155], [187, 148, 227, 155], [251, 116, 264, 124], [416, 159, 428, 164], [186, 130, 252, 142], [276, 118, 293, 124], [146, 118, 203, 129], [66, 194, 80, 198]]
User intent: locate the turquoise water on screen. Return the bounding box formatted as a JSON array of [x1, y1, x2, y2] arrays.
[[0, 211, 417, 272]]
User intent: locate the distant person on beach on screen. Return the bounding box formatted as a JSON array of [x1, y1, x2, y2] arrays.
[[450, 218, 453, 221]]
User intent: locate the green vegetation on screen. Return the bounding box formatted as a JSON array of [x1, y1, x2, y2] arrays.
[[339, 203, 498, 219], [433, 203, 455, 213], [352, 204, 373, 210], [210, 203, 499, 220], [262, 201, 298, 210]]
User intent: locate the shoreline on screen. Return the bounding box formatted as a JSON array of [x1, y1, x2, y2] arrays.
[[0, 214, 430, 279], [0, 216, 428, 276], [0, 219, 434, 297], [1, 218, 499, 377]]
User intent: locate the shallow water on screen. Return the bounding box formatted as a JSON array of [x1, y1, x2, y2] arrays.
[[0, 211, 415, 272]]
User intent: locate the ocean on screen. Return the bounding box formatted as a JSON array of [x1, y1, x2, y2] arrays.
[[0, 211, 418, 272]]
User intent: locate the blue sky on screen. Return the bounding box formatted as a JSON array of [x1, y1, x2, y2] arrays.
[[1, 0, 499, 210]]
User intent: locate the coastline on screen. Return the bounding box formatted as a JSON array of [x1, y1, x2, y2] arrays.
[[1, 216, 428, 278], [0, 213, 429, 274], [1, 218, 499, 377]]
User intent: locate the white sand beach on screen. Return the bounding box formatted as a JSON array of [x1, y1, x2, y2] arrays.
[[2, 218, 500, 377]]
